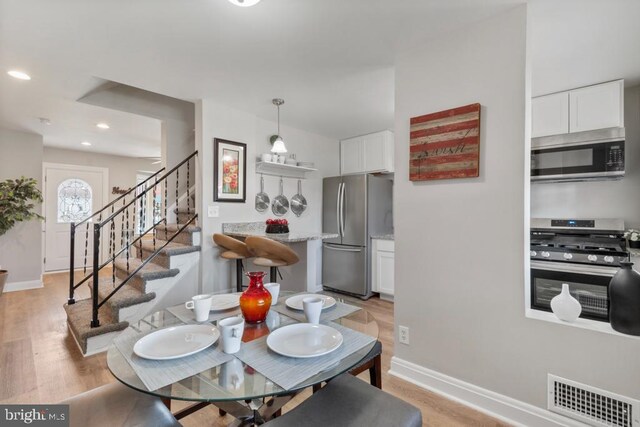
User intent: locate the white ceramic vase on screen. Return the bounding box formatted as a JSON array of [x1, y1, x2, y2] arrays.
[[550, 283, 582, 322]]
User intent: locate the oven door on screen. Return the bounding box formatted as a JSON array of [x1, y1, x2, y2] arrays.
[[530, 261, 617, 321], [531, 140, 624, 182]]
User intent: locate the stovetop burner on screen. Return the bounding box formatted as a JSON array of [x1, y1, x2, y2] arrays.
[[530, 218, 629, 267]]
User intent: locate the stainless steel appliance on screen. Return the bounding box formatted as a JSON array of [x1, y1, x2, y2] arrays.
[[531, 127, 625, 183], [322, 174, 393, 299], [530, 218, 629, 321]]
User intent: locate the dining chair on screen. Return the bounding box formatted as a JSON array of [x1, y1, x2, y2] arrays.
[[262, 373, 422, 427], [60, 382, 180, 427], [213, 233, 253, 291], [245, 236, 300, 283], [312, 340, 382, 393]]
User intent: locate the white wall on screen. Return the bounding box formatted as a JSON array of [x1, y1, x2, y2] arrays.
[[195, 100, 339, 294], [0, 128, 43, 285], [43, 147, 161, 205], [531, 85, 640, 228], [393, 4, 640, 415]]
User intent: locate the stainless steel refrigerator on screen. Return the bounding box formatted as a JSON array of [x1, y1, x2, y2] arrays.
[[322, 174, 393, 299]]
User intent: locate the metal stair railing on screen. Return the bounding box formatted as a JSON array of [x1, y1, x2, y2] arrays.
[[66, 151, 198, 329]]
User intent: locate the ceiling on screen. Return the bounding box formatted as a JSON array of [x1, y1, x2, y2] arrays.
[[1, 0, 639, 158]]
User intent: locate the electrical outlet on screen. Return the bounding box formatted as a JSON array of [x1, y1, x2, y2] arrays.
[[399, 325, 410, 345], [208, 205, 219, 218]]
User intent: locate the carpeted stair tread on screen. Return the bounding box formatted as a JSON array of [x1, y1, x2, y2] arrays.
[[139, 239, 200, 256], [64, 299, 128, 353], [156, 223, 201, 233], [95, 277, 156, 312], [113, 257, 179, 280]]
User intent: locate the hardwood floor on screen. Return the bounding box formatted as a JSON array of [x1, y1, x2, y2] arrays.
[[0, 272, 509, 426]]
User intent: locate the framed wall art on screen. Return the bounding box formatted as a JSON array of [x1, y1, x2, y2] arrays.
[[409, 103, 481, 181], [214, 138, 247, 202]]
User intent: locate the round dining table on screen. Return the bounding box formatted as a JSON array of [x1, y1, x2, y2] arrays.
[[106, 292, 379, 426]]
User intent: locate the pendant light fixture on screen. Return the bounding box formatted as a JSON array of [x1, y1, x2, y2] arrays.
[[227, 0, 261, 7], [271, 98, 287, 154]]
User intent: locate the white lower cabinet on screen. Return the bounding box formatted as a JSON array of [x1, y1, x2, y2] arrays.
[[372, 239, 394, 299]]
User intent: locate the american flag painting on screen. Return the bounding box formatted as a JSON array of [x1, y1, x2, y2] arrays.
[[409, 103, 481, 181]]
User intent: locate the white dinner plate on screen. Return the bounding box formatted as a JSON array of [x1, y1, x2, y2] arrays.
[[133, 325, 220, 360], [267, 324, 343, 358], [285, 294, 337, 311], [210, 294, 241, 311]]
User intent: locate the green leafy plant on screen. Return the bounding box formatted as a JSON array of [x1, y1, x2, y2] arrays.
[[0, 177, 44, 236]]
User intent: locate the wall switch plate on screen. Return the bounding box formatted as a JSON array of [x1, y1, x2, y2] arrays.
[[399, 325, 410, 345], [208, 205, 219, 218]]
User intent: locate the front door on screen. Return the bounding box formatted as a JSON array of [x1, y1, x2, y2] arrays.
[[44, 164, 107, 272]]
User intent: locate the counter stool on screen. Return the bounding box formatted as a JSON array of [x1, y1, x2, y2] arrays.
[[245, 236, 300, 283], [213, 234, 252, 292]]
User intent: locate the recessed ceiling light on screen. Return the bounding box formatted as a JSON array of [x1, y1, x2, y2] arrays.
[[96, 122, 110, 129], [228, 0, 261, 7], [81, 141, 92, 146], [7, 70, 31, 80]]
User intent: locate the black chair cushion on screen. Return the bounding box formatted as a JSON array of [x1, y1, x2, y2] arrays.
[[264, 374, 422, 427], [61, 382, 180, 427]]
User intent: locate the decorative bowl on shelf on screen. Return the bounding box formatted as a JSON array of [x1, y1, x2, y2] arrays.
[[266, 219, 289, 234]]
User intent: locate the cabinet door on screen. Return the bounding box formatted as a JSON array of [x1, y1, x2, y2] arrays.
[[532, 92, 569, 138], [569, 80, 624, 133], [376, 249, 395, 296], [363, 132, 386, 172], [341, 137, 364, 175]]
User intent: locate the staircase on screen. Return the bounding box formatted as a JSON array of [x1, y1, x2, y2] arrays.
[[64, 152, 200, 356]]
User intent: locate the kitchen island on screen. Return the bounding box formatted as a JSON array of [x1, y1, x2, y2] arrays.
[[222, 222, 338, 293]]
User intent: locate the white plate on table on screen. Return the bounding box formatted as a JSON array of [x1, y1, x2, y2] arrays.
[[210, 294, 240, 311], [133, 325, 220, 360], [285, 294, 336, 311], [266, 324, 343, 358]]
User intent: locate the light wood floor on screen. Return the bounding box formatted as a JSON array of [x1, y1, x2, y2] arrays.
[[0, 272, 509, 426]]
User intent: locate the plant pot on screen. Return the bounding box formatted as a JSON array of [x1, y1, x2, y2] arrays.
[[609, 261, 640, 336], [629, 240, 640, 249], [0, 270, 8, 295]]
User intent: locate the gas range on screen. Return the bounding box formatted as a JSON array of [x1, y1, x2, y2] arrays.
[[530, 218, 629, 267]]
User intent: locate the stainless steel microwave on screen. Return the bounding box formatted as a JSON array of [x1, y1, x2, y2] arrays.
[[531, 127, 625, 183]]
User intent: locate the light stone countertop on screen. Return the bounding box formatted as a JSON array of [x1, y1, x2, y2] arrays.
[[222, 221, 338, 243], [371, 234, 394, 241]]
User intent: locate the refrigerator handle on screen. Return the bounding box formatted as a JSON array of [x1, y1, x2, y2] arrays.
[[336, 183, 342, 237], [323, 243, 362, 252], [340, 182, 346, 237]]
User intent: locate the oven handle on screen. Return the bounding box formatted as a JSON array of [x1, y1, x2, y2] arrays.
[[530, 261, 618, 277]]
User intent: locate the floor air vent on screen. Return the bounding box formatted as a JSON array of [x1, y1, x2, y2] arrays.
[[548, 374, 639, 427]]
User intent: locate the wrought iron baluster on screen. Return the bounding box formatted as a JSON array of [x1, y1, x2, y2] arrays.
[[153, 176, 158, 251], [126, 203, 130, 275], [68, 222, 76, 304], [164, 177, 168, 225], [187, 159, 190, 215], [120, 197, 126, 249], [84, 223, 89, 274], [175, 167, 179, 222], [110, 205, 115, 287]]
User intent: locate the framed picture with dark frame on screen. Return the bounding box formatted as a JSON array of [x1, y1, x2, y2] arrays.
[[214, 138, 247, 203]]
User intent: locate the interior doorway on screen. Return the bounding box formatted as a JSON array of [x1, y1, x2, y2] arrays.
[[43, 163, 109, 272]]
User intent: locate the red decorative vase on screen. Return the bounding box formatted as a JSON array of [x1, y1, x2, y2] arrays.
[[240, 272, 272, 324]]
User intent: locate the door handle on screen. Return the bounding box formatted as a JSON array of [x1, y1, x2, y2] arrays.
[[336, 183, 342, 237], [339, 183, 345, 237], [323, 243, 362, 252]]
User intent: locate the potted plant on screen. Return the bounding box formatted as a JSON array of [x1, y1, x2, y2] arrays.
[[0, 177, 44, 294], [625, 229, 640, 250]]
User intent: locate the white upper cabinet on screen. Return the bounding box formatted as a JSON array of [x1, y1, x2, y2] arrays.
[[341, 130, 394, 175], [340, 137, 364, 175], [532, 92, 569, 138], [532, 80, 624, 138], [569, 80, 624, 133]]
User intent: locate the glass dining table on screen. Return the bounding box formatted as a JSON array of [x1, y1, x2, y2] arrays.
[[106, 292, 379, 425]]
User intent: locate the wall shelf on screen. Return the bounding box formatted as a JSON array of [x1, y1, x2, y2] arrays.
[[256, 161, 317, 179]]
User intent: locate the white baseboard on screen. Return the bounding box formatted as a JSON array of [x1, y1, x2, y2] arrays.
[[3, 279, 43, 293], [389, 357, 584, 427]]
